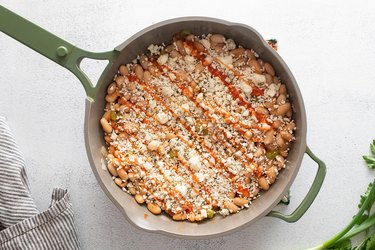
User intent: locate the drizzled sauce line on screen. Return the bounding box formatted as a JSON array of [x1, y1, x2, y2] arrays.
[[120, 100, 217, 204], [120, 132, 197, 213], [131, 77, 237, 181], [155, 65, 260, 176]]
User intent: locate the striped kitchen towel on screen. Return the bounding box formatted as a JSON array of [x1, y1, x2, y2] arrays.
[[0, 116, 80, 250]]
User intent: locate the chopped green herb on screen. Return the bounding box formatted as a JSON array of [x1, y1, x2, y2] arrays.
[[266, 150, 278, 160], [110, 111, 117, 121], [363, 140, 375, 169], [267, 39, 278, 45], [201, 128, 209, 136], [168, 149, 178, 159], [371, 140, 375, 156], [207, 209, 215, 219], [363, 156, 375, 169], [180, 29, 191, 38]]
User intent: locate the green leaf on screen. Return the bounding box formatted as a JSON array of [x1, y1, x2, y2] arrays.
[[180, 29, 191, 38], [353, 214, 369, 225], [363, 156, 375, 167], [267, 39, 278, 45], [358, 182, 375, 215], [363, 140, 375, 169], [371, 140, 375, 156], [365, 233, 375, 250], [110, 111, 117, 121], [358, 182, 373, 209]]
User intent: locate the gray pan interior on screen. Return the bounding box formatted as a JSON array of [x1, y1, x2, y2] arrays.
[[84, 17, 307, 238]]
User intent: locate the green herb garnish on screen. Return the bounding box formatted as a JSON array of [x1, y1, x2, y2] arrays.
[[168, 149, 178, 159], [180, 29, 191, 38], [110, 111, 117, 121], [266, 149, 278, 160], [362, 140, 375, 169], [207, 209, 215, 219], [306, 139, 375, 250]]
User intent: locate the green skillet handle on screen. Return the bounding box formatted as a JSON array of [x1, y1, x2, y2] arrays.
[[0, 5, 119, 99], [267, 146, 326, 222]]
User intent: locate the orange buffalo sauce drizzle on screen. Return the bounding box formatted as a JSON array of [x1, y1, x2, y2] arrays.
[[156, 65, 261, 178], [126, 56, 270, 196], [186, 40, 264, 98], [122, 132, 197, 213], [209, 98, 270, 131], [120, 101, 216, 204], [185, 41, 270, 124], [120, 95, 233, 197], [214, 57, 264, 97], [130, 77, 237, 182], [114, 155, 166, 209], [159, 64, 269, 153], [206, 66, 269, 126], [146, 67, 263, 194]]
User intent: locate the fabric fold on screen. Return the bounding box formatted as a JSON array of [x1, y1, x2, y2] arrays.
[[0, 188, 80, 250], [0, 117, 38, 229], [0, 116, 80, 249]]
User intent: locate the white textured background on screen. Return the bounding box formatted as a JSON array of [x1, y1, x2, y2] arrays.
[[1, 1, 375, 249]]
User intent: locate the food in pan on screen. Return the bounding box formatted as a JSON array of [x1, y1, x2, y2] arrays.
[[100, 31, 295, 222]]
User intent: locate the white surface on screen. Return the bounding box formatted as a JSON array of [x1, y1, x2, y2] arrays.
[[1, 0, 375, 249]]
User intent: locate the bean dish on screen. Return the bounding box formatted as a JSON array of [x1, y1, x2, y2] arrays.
[[100, 31, 296, 222]]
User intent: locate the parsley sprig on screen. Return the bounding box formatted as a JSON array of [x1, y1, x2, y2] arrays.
[[307, 139, 375, 250], [362, 140, 375, 169]]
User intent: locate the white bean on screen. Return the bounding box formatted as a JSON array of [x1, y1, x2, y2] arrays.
[[258, 177, 269, 190], [264, 130, 274, 145], [147, 203, 161, 215], [115, 178, 126, 188], [117, 168, 128, 181], [135, 194, 144, 204], [276, 133, 285, 147], [100, 118, 112, 133], [115, 75, 125, 86], [193, 41, 205, 52], [107, 163, 117, 177], [128, 187, 136, 195], [139, 55, 150, 70], [172, 213, 187, 221], [280, 130, 293, 141], [233, 197, 249, 207], [277, 94, 286, 105], [266, 166, 278, 184], [224, 201, 239, 213], [210, 34, 225, 44], [277, 103, 291, 116], [255, 106, 269, 115], [107, 82, 116, 94], [105, 92, 118, 103], [134, 64, 144, 80], [248, 59, 262, 74], [119, 65, 129, 76], [264, 62, 275, 76], [279, 84, 287, 95]]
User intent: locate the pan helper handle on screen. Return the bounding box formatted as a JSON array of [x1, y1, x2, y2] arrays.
[[267, 146, 326, 222], [0, 5, 119, 99]]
